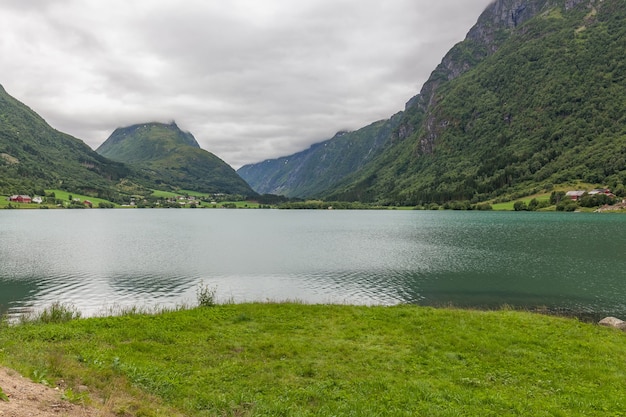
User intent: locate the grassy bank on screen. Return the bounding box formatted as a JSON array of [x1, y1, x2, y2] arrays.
[[491, 194, 551, 211], [1, 303, 625, 416]]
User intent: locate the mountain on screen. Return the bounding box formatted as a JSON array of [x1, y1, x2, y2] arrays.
[[0, 84, 133, 197], [237, 115, 401, 198], [97, 122, 256, 196], [240, 0, 626, 204]]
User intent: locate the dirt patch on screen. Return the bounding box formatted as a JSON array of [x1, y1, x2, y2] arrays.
[[0, 367, 110, 417], [596, 202, 626, 212]]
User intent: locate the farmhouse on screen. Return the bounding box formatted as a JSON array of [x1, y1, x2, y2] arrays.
[[565, 191, 585, 201], [8, 195, 32, 203], [566, 188, 615, 201], [589, 188, 614, 197]]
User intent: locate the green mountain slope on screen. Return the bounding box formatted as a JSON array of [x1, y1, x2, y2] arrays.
[[241, 0, 626, 204], [327, 0, 626, 204], [237, 115, 401, 198], [0, 84, 133, 196], [97, 122, 256, 196]]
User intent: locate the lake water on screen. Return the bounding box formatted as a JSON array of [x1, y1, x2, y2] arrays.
[[1, 209, 626, 319]]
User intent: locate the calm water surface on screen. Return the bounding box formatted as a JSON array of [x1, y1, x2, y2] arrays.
[[1, 209, 625, 318]]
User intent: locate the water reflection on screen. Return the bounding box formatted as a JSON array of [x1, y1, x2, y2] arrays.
[[0, 279, 40, 316], [1, 210, 626, 318]]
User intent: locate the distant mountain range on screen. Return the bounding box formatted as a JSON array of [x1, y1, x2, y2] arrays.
[[0, 84, 255, 200], [239, 0, 626, 204], [4, 0, 626, 206], [238, 116, 401, 198]]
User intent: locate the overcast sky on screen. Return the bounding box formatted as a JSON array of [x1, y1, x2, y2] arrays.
[[0, 0, 491, 169]]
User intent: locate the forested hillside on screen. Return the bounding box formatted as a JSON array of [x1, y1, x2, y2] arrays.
[[98, 122, 256, 196], [0, 84, 133, 197], [237, 116, 401, 197], [241, 0, 626, 205], [328, 0, 626, 204]]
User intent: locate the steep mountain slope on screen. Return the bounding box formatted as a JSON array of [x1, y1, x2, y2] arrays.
[[241, 0, 626, 204], [328, 0, 626, 204], [237, 115, 401, 197], [0, 84, 132, 196], [97, 122, 255, 196]]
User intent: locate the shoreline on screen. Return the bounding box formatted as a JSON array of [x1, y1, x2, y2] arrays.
[[2, 299, 619, 325]]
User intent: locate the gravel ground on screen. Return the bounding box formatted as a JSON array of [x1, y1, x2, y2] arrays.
[[0, 367, 110, 417]]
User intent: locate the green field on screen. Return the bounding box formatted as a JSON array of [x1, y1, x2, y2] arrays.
[[45, 189, 120, 207], [1, 303, 625, 416], [1, 190, 118, 208], [0, 197, 37, 209], [149, 189, 186, 199], [491, 194, 552, 211], [178, 190, 216, 198]]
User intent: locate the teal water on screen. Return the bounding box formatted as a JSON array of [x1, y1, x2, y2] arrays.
[[1, 209, 625, 318]]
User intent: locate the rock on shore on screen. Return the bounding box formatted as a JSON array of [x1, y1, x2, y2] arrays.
[[599, 317, 626, 331]]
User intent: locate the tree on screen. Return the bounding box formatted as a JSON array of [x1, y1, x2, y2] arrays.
[[550, 191, 566, 205], [556, 200, 578, 212], [513, 201, 528, 211]]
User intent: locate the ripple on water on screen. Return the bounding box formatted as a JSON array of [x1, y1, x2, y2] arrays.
[[2, 210, 626, 318]]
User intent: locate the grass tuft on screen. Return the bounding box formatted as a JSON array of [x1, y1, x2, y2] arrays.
[[196, 282, 217, 307], [0, 386, 8, 402], [18, 302, 81, 324], [97, 303, 190, 318]]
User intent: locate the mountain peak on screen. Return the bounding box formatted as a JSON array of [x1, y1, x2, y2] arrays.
[[96, 121, 255, 196], [97, 121, 203, 164]]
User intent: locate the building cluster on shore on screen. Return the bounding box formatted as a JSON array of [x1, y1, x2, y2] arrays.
[[565, 188, 614, 200], [7, 195, 41, 204]]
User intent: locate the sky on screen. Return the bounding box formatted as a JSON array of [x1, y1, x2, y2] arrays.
[[0, 0, 492, 169]]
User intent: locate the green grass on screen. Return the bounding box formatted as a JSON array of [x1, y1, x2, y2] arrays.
[[1, 304, 625, 416], [178, 190, 215, 198], [0, 385, 8, 402], [44, 189, 119, 207], [1, 189, 257, 209], [0, 197, 39, 209], [491, 193, 552, 211], [149, 189, 182, 198], [220, 200, 258, 208], [149, 190, 256, 208]]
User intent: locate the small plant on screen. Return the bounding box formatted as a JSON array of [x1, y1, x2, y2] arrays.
[[32, 369, 50, 386], [61, 387, 89, 405], [0, 386, 9, 402], [26, 302, 81, 324], [196, 282, 217, 307], [112, 356, 122, 371]]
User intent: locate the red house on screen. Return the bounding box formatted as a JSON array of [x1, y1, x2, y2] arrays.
[[565, 191, 585, 201], [9, 195, 32, 203]]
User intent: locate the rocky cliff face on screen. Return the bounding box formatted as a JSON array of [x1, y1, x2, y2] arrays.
[[475, 0, 550, 32], [242, 0, 570, 198], [399, 0, 594, 153], [240, 0, 616, 204]]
